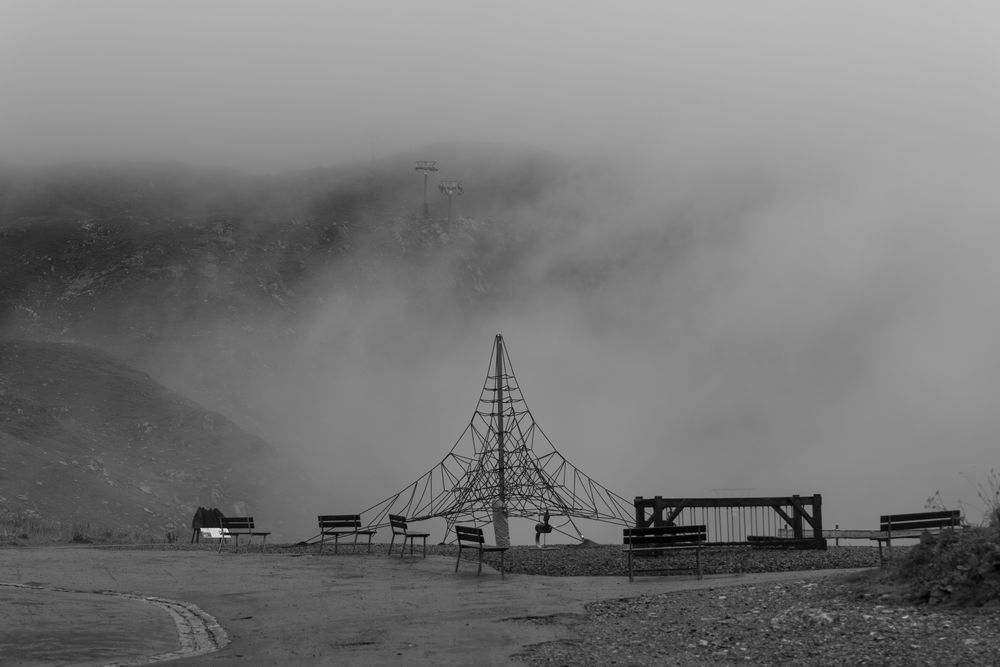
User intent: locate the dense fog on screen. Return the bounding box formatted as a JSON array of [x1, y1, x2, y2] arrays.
[[5, 2, 1000, 542]]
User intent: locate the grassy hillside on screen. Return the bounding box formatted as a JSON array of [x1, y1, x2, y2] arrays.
[[0, 149, 588, 351], [0, 339, 311, 543]]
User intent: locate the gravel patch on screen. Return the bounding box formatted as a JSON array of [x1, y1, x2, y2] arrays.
[[497, 543, 881, 577], [265, 540, 882, 576], [512, 575, 1000, 666], [472, 544, 1000, 666]]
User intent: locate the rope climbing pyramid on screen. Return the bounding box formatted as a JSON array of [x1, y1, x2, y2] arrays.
[[360, 333, 634, 544]]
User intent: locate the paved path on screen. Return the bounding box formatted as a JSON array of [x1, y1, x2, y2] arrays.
[[0, 546, 861, 665]]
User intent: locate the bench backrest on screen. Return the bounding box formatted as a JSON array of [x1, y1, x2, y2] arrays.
[[220, 516, 256, 532], [318, 514, 362, 531], [455, 525, 485, 545], [389, 514, 410, 534], [880, 510, 961, 533], [623, 524, 708, 547]]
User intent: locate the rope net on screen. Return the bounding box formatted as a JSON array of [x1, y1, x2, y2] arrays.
[[360, 334, 633, 543]]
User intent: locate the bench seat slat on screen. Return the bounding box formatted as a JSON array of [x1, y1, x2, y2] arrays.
[[625, 535, 707, 547], [880, 518, 960, 532], [879, 510, 960, 523]]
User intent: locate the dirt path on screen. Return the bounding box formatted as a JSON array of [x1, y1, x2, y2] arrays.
[[0, 546, 857, 665]]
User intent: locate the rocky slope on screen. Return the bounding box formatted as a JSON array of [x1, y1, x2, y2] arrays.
[[0, 339, 313, 542]]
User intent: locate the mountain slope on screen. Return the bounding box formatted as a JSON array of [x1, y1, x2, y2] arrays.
[[0, 147, 685, 542], [0, 339, 311, 542]]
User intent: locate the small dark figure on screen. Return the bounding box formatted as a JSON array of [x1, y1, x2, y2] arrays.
[[535, 509, 553, 546], [190, 506, 225, 543]]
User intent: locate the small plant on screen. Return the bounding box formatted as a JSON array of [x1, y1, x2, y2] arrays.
[[924, 491, 947, 512], [956, 469, 1000, 526], [893, 525, 1000, 606], [973, 468, 1000, 527], [71, 523, 93, 543]]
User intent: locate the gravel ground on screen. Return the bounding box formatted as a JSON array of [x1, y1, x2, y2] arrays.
[[495, 543, 881, 577], [512, 574, 1000, 666], [276, 540, 882, 575], [481, 544, 1000, 666]]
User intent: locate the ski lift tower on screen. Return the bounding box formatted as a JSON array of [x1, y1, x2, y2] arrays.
[[437, 179, 463, 225], [414, 160, 438, 218]]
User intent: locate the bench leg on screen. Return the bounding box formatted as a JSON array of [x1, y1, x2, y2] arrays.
[[388, 534, 396, 556], [500, 551, 504, 579], [627, 550, 634, 583], [421, 536, 427, 558], [477, 548, 483, 575], [455, 546, 462, 572]]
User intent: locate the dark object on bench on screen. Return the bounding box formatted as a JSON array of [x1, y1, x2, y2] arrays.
[[190, 506, 224, 543], [747, 535, 819, 550], [317, 514, 376, 553], [218, 516, 271, 553], [388, 514, 429, 558], [872, 510, 963, 565], [623, 524, 707, 582], [455, 525, 508, 577]]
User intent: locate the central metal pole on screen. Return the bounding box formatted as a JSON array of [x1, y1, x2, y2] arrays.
[[495, 334, 505, 505], [437, 179, 463, 226], [422, 172, 429, 218], [414, 160, 438, 219]]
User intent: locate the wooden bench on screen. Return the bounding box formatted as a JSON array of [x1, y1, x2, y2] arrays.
[[218, 517, 271, 553], [454, 525, 508, 578], [747, 535, 822, 550], [871, 510, 963, 565], [623, 525, 707, 582], [388, 514, 430, 558], [317, 514, 376, 553]]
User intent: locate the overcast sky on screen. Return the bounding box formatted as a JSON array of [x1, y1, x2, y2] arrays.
[[4, 2, 998, 173]]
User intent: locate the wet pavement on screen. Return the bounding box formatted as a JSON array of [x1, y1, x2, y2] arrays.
[[0, 545, 861, 665]]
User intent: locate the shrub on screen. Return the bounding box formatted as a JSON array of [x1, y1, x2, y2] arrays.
[[893, 525, 1000, 606]]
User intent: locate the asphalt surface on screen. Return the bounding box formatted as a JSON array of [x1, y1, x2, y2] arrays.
[[0, 545, 858, 665]]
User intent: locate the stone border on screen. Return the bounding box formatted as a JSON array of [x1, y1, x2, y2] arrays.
[[0, 583, 229, 664]]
